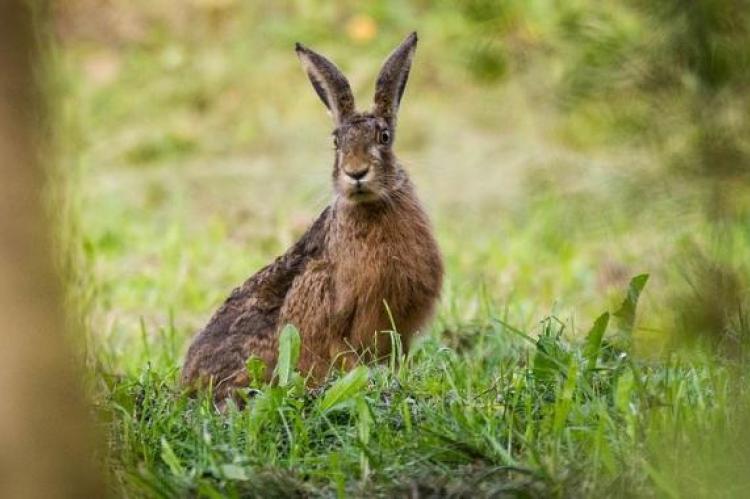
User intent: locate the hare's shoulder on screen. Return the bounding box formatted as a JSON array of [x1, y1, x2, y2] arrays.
[[202, 205, 331, 336], [181, 206, 331, 385]]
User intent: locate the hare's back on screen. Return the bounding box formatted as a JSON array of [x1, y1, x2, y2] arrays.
[[181, 206, 332, 393], [180, 268, 287, 392]]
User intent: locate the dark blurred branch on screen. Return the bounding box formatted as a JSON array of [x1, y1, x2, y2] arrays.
[[0, 2, 103, 497]]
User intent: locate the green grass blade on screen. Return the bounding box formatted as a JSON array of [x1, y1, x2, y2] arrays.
[[160, 437, 185, 477], [319, 366, 369, 413], [584, 312, 610, 372], [274, 324, 301, 387], [613, 274, 649, 335]]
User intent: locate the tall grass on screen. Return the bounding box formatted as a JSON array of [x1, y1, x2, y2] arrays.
[[93, 275, 750, 497]]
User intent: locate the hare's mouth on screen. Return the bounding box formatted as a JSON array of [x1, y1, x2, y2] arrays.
[[344, 185, 379, 204]]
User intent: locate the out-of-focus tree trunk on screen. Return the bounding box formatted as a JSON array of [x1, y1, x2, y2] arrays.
[[0, 2, 103, 498]]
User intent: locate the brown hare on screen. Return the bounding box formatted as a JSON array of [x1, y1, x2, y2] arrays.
[[181, 32, 443, 402]]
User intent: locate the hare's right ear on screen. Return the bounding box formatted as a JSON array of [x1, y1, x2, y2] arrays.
[[372, 32, 418, 125], [295, 43, 355, 125]]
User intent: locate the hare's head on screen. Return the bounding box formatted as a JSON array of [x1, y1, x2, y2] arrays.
[[296, 33, 417, 205]]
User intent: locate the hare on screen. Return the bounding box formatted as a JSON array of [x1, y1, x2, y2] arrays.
[[181, 32, 443, 402]]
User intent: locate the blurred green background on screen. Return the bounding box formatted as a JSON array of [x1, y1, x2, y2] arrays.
[[57, 0, 749, 361], [52, 0, 750, 496]]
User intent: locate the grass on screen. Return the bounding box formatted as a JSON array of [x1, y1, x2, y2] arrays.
[[97, 279, 750, 497], [53, 1, 750, 497]]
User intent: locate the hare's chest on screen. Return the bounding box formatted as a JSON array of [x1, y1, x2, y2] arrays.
[[332, 226, 424, 307]]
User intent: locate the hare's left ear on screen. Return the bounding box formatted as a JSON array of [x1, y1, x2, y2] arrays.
[[373, 32, 418, 125], [296, 43, 356, 126]]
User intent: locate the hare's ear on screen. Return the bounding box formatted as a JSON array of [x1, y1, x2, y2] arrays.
[[295, 43, 355, 125], [372, 32, 418, 124]]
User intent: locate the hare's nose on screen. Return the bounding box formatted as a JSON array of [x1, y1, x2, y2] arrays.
[[346, 168, 369, 181]]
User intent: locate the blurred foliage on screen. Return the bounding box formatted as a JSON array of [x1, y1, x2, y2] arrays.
[[463, 0, 750, 356]]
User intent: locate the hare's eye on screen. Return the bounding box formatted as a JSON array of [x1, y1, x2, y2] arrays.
[[378, 129, 391, 145], [333, 135, 339, 149]]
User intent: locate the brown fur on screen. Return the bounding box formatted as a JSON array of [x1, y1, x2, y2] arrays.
[[181, 32, 443, 402]]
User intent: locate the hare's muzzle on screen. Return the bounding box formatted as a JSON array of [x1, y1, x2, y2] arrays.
[[340, 167, 379, 202], [344, 168, 369, 182]]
